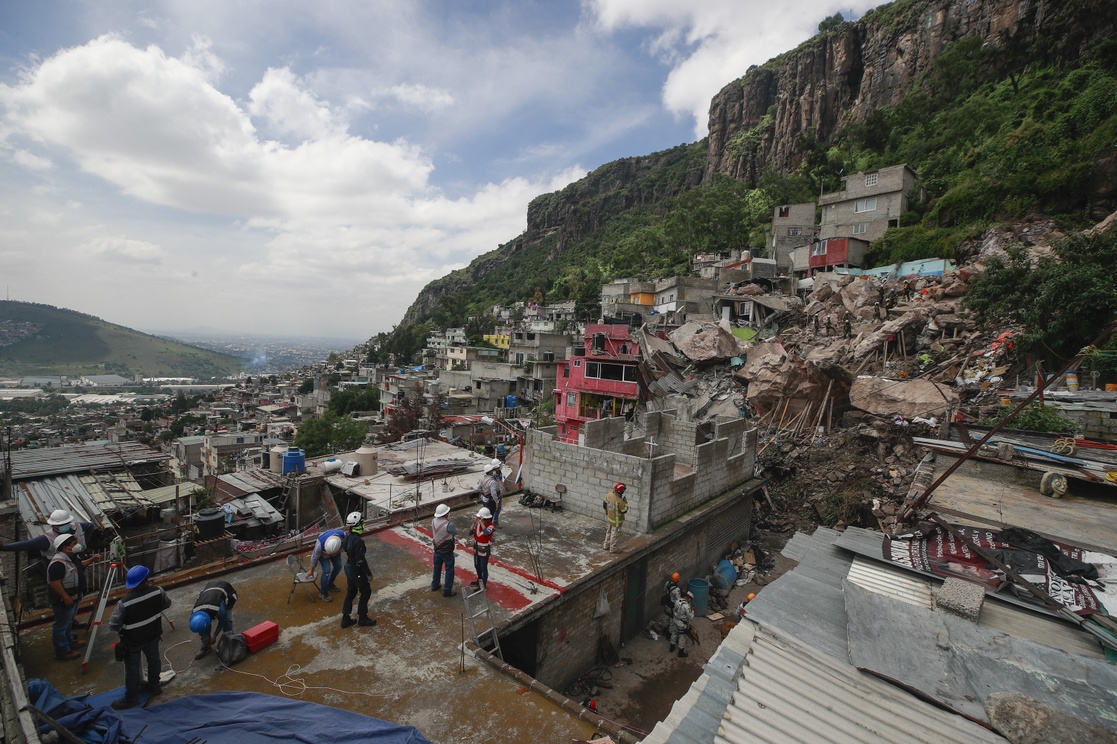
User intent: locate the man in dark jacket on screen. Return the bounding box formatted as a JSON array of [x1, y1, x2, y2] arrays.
[[108, 565, 171, 709], [190, 579, 237, 660], [341, 512, 376, 629]]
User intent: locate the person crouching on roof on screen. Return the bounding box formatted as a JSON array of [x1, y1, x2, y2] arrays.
[[190, 579, 237, 660]]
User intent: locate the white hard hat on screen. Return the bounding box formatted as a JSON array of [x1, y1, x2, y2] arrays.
[[323, 535, 343, 555], [434, 504, 450, 518], [53, 533, 76, 550], [345, 511, 363, 527], [47, 509, 74, 526], [488, 459, 503, 472], [477, 507, 492, 519]]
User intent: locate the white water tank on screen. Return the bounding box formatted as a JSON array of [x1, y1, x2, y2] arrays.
[[354, 445, 378, 476], [270, 445, 288, 474], [321, 458, 344, 474]]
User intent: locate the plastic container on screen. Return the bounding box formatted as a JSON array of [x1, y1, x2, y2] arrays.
[[282, 447, 306, 475], [712, 560, 738, 591], [243, 621, 279, 653], [687, 578, 710, 617], [1066, 371, 1079, 390], [321, 458, 343, 474], [194, 508, 225, 541], [1107, 383, 1117, 392]]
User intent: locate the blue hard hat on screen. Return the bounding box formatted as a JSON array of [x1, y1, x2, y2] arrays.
[[125, 565, 150, 589], [190, 611, 212, 634]]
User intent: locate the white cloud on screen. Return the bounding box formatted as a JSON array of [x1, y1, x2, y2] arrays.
[[85, 236, 167, 263], [12, 149, 52, 170], [375, 83, 455, 112], [585, 0, 876, 138], [248, 67, 345, 140]]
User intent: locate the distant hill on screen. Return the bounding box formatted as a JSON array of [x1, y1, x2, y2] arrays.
[[0, 301, 245, 379]]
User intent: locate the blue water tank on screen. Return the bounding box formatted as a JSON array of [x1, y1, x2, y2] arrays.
[[505, 395, 517, 409], [687, 578, 710, 617], [282, 447, 306, 475], [711, 560, 737, 591]]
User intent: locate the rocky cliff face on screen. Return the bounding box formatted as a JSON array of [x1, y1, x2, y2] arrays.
[[705, 0, 1114, 183]]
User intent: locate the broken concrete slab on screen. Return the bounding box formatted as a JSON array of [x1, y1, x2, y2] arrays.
[[936, 577, 985, 622], [848, 377, 959, 420]]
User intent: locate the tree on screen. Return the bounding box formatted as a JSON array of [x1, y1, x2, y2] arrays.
[[329, 387, 381, 416], [382, 390, 426, 443], [297, 378, 315, 395], [817, 12, 844, 34], [172, 391, 190, 414], [293, 412, 368, 457], [964, 229, 1117, 366]]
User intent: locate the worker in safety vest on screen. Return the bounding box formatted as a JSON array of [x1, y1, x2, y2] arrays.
[[190, 579, 238, 660], [108, 566, 171, 709], [431, 503, 458, 596], [306, 528, 345, 601], [602, 483, 629, 552], [470, 507, 495, 590], [478, 460, 504, 526], [4, 509, 97, 630], [47, 533, 101, 660]]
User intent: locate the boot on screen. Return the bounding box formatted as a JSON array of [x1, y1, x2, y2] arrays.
[[194, 645, 211, 660], [357, 616, 377, 627], [678, 649, 688, 658], [340, 615, 356, 628], [668, 643, 675, 653], [319, 592, 333, 602], [111, 697, 139, 710]]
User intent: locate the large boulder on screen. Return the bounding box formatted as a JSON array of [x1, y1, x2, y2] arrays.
[[737, 342, 829, 413], [668, 320, 743, 366], [848, 377, 958, 419]]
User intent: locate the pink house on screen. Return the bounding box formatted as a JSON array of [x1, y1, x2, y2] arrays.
[[553, 324, 641, 444]]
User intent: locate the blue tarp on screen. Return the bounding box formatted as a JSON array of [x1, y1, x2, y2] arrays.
[[29, 680, 430, 744]]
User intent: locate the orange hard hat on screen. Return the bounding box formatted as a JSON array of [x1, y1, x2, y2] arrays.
[[670, 572, 681, 583], [747, 593, 756, 601]]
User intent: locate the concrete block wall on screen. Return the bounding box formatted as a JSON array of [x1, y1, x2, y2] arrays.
[[523, 428, 655, 532], [534, 567, 628, 693], [525, 412, 757, 534], [531, 489, 754, 694], [1052, 405, 1117, 440]]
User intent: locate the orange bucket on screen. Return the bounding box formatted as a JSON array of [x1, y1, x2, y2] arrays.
[[1107, 383, 1117, 392]]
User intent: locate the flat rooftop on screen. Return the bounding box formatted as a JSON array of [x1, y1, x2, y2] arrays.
[[20, 495, 662, 742]]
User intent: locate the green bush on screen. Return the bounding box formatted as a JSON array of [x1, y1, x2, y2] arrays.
[[979, 403, 1078, 435]]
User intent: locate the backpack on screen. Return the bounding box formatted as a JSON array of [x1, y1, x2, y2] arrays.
[[216, 632, 248, 666]]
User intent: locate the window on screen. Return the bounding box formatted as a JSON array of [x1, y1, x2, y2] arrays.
[[787, 227, 802, 236], [811, 241, 827, 256], [865, 173, 878, 187], [854, 198, 877, 213], [567, 392, 576, 407], [778, 206, 790, 217], [573, 359, 581, 367], [853, 223, 867, 234], [585, 362, 637, 382]]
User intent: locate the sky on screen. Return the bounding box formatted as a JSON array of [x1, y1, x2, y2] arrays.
[[0, 0, 873, 341]]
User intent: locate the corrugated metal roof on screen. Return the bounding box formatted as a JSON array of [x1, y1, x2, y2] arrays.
[[13, 475, 109, 536], [5, 441, 168, 481], [645, 621, 1005, 744], [846, 557, 933, 608]]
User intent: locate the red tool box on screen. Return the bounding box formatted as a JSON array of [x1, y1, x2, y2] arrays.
[[242, 621, 279, 653]]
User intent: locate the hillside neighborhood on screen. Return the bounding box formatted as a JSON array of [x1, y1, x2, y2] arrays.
[[3, 168, 1117, 742]]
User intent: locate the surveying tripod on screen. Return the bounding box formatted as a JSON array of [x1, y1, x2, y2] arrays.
[[82, 561, 123, 673]]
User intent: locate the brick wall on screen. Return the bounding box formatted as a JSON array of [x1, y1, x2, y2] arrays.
[[524, 487, 755, 694], [524, 410, 757, 534]]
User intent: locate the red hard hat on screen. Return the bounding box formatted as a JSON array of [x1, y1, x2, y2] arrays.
[[614, 483, 626, 494]]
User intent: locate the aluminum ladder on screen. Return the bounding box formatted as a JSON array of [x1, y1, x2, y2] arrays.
[[83, 561, 122, 672], [461, 585, 503, 661]]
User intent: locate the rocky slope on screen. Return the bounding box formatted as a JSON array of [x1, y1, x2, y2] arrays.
[[704, 0, 1115, 183]]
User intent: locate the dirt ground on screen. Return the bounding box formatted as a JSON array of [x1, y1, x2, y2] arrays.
[[585, 529, 799, 740]]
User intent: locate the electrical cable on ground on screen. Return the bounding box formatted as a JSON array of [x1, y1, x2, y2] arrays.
[[160, 638, 401, 701]]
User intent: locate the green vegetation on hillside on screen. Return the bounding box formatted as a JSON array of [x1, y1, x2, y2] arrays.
[[383, 17, 1117, 365], [0, 301, 244, 378]]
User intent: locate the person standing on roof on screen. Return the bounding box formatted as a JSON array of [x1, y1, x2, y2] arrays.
[[602, 483, 629, 553], [3, 509, 97, 629], [340, 511, 376, 629], [189, 579, 237, 660], [669, 588, 695, 658], [107, 566, 170, 709], [430, 504, 458, 597], [470, 507, 495, 591], [478, 459, 504, 526], [305, 527, 345, 602], [46, 533, 101, 660]]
